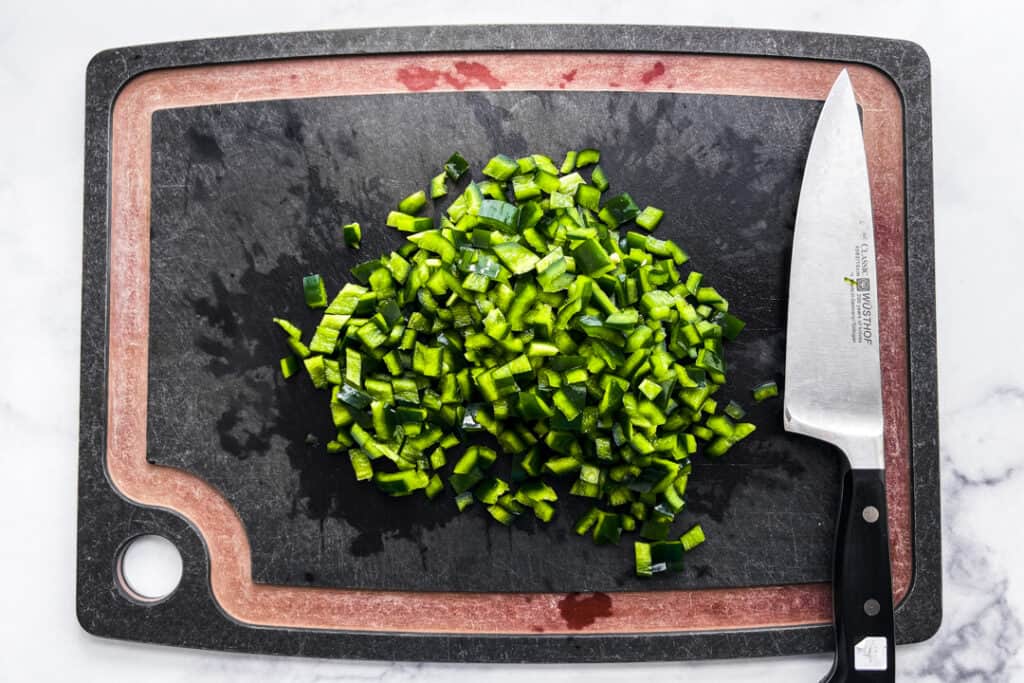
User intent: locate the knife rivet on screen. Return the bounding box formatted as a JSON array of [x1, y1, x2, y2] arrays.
[[862, 506, 879, 523], [864, 599, 881, 616]]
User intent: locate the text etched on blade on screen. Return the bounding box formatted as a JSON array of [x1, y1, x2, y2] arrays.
[[847, 233, 874, 346]]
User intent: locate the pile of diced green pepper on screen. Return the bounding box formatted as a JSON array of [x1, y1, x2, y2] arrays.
[[275, 149, 759, 576]]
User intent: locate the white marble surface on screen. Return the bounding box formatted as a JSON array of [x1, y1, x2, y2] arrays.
[[1, 0, 1021, 680]]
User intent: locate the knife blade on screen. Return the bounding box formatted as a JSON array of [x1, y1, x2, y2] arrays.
[[784, 69, 895, 682]]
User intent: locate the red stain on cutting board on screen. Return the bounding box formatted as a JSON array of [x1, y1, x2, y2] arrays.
[[640, 61, 666, 84], [397, 61, 506, 92], [557, 592, 613, 630], [394, 66, 442, 92]]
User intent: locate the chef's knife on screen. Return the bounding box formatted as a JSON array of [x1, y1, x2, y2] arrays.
[[784, 69, 895, 682]]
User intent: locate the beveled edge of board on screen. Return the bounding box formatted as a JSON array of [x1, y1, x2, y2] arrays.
[[78, 25, 939, 661]]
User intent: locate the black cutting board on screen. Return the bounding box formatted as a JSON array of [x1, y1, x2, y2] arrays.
[[147, 90, 838, 593], [79, 24, 940, 661]]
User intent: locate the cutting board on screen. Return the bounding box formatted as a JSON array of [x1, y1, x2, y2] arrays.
[[77, 25, 940, 661]]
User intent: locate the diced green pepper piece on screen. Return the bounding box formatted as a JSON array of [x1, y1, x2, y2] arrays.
[[517, 392, 554, 420], [487, 504, 515, 525], [424, 474, 444, 499], [635, 541, 655, 576], [374, 470, 430, 495], [592, 511, 622, 544], [558, 171, 585, 195], [386, 211, 433, 233], [575, 183, 602, 211], [572, 239, 614, 277], [398, 190, 427, 214], [309, 325, 340, 355], [483, 308, 510, 340], [598, 193, 640, 228], [732, 422, 757, 441], [532, 500, 555, 522], [482, 154, 519, 181], [473, 477, 509, 505], [559, 150, 577, 174], [724, 400, 747, 420], [279, 356, 300, 379], [532, 169, 560, 194], [430, 172, 448, 198], [648, 540, 684, 572], [638, 377, 662, 400], [752, 381, 779, 402], [356, 319, 388, 350], [718, 312, 746, 341], [492, 242, 539, 275], [444, 152, 469, 180], [684, 271, 703, 295], [691, 425, 713, 441], [635, 206, 664, 231], [573, 507, 601, 535], [576, 148, 600, 167], [706, 414, 735, 438], [641, 290, 675, 320], [516, 156, 537, 174], [681, 524, 706, 551], [337, 383, 372, 410], [477, 199, 520, 232], [303, 355, 327, 389], [512, 174, 541, 201], [349, 450, 374, 480], [531, 154, 560, 175], [303, 274, 328, 309], [478, 180, 505, 200], [413, 343, 443, 378], [408, 230, 456, 262], [697, 286, 724, 305]]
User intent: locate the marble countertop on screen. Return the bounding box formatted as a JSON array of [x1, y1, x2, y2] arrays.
[[2, 1, 1021, 680]]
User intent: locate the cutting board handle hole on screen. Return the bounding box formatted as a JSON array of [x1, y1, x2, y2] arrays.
[[115, 534, 183, 604]]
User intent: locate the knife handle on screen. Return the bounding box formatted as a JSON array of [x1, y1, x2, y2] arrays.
[[824, 467, 895, 683]]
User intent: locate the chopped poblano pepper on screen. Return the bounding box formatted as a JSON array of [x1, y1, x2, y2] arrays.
[[279, 356, 300, 379], [599, 193, 640, 228], [559, 150, 578, 174], [342, 222, 362, 249], [680, 523, 706, 551], [398, 190, 427, 215], [274, 150, 757, 580], [635, 206, 664, 231], [444, 152, 469, 180], [576, 148, 600, 167], [752, 380, 779, 402], [430, 172, 448, 199], [482, 154, 519, 181], [724, 400, 747, 420], [302, 274, 328, 309]]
